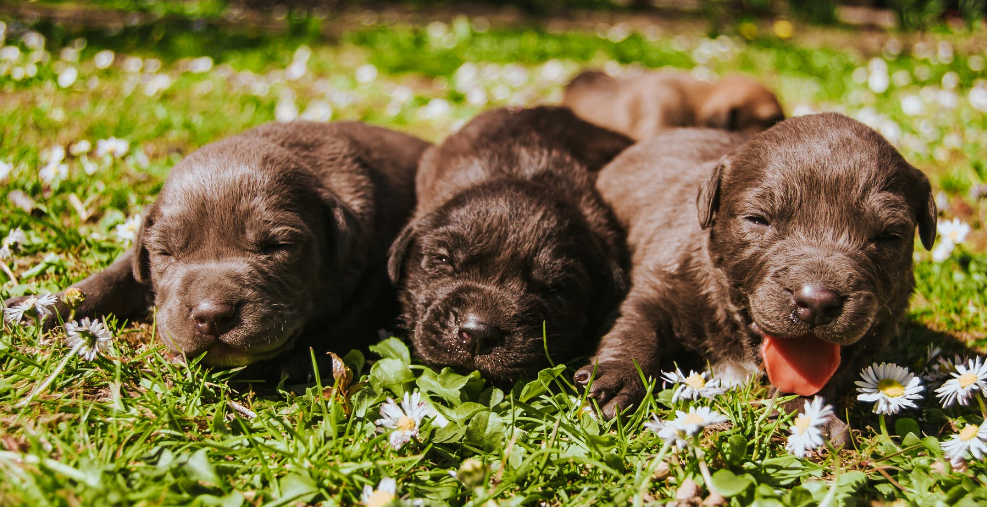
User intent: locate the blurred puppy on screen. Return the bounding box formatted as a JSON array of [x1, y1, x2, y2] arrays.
[[5, 121, 428, 369], [563, 70, 784, 140], [576, 113, 936, 420], [388, 106, 632, 380]]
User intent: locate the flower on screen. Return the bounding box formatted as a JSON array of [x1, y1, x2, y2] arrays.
[[924, 353, 966, 383], [62, 287, 86, 309], [94, 137, 129, 158], [669, 406, 729, 436], [644, 415, 690, 450], [362, 478, 396, 507], [0, 228, 27, 260], [661, 368, 727, 402], [115, 215, 141, 244], [938, 218, 970, 245], [69, 140, 92, 156], [0, 160, 12, 183], [64, 318, 112, 360], [855, 362, 924, 415], [942, 423, 987, 467], [375, 391, 440, 450], [931, 240, 956, 262], [3, 292, 58, 323], [785, 397, 835, 458], [936, 356, 987, 408]]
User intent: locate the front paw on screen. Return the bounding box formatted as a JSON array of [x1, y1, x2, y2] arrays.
[[574, 360, 647, 419]]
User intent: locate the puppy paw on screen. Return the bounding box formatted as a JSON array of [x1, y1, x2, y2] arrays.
[[574, 361, 646, 419]]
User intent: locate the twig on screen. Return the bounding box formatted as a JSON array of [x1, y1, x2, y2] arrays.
[[227, 399, 257, 419]]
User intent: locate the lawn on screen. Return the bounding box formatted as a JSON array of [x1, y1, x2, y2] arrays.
[[2, 2, 987, 506]]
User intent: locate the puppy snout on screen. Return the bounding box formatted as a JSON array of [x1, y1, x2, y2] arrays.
[[457, 315, 505, 356], [190, 301, 238, 337], [793, 283, 843, 326]]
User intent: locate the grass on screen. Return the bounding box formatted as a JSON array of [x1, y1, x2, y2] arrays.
[[2, 4, 987, 506]]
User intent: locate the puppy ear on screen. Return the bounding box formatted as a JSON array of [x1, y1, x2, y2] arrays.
[[387, 220, 418, 284], [911, 168, 938, 251], [132, 203, 158, 285], [703, 106, 740, 131], [321, 189, 362, 264], [697, 156, 727, 230]]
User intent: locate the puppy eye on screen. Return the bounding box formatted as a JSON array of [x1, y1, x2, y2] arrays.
[[744, 215, 770, 227], [260, 241, 293, 254], [870, 232, 901, 243], [434, 254, 452, 265]]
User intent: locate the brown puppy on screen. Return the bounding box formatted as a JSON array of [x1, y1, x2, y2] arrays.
[[388, 106, 632, 381], [576, 113, 936, 420], [5, 121, 429, 369], [563, 70, 785, 140]]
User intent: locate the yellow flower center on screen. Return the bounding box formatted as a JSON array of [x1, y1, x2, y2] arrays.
[[877, 379, 905, 397], [685, 373, 705, 390], [794, 415, 811, 436], [947, 230, 960, 241], [684, 413, 704, 425], [958, 372, 979, 389], [366, 490, 395, 507], [396, 416, 416, 432], [24, 297, 37, 307], [959, 424, 980, 441]]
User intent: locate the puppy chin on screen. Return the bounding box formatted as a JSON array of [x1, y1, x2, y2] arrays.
[[156, 315, 302, 367]]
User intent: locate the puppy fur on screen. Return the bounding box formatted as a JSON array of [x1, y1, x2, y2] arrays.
[[7, 121, 429, 368], [576, 113, 936, 420], [388, 106, 633, 381], [563, 70, 785, 140]]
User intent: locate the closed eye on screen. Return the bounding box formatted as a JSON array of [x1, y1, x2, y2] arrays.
[[744, 215, 770, 227], [870, 231, 902, 243]]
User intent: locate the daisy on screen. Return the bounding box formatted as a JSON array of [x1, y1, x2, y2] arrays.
[[115, 215, 141, 244], [936, 356, 987, 408], [668, 406, 729, 436], [375, 391, 438, 450], [4, 292, 58, 323], [855, 362, 924, 415], [94, 137, 129, 159], [0, 227, 27, 260], [924, 353, 966, 383], [931, 240, 956, 263], [786, 397, 835, 458], [362, 478, 396, 507], [0, 160, 12, 182], [938, 218, 971, 245], [942, 423, 987, 467], [643, 415, 690, 450], [661, 368, 727, 403], [64, 318, 112, 360]]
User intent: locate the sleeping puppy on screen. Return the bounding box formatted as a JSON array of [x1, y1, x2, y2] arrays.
[[5, 121, 428, 369], [388, 106, 633, 381], [563, 70, 785, 140], [576, 113, 937, 420]]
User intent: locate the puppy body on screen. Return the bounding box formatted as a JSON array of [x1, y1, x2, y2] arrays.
[[389, 107, 633, 381], [578, 114, 936, 418], [8, 121, 428, 368], [563, 70, 785, 140]]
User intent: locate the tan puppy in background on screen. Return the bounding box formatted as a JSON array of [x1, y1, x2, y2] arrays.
[[563, 70, 785, 140]]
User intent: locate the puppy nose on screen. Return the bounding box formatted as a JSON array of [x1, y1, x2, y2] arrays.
[[793, 283, 843, 326], [458, 316, 504, 356], [190, 301, 237, 337]]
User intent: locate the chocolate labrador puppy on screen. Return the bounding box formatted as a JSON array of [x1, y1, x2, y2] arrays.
[[576, 113, 936, 420], [563, 70, 785, 140], [5, 121, 428, 369], [388, 106, 632, 381]]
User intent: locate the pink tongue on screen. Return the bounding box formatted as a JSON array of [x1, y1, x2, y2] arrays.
[[761, 334, 841, 396]]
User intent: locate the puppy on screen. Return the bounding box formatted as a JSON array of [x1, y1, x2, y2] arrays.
[[563, 70, 785, 140], [388, 106, 633, 381], [5, 121, 429, 368], [576, 113, 936, 420]]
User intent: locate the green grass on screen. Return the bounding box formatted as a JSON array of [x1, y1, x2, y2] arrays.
[[2, 7, 987, 506]]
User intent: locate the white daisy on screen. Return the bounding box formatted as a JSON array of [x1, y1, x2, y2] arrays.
[[855, 362, 924, 415], [0, 227, 27, 260], [785, 396, 835, 458], [942, 423, 987, 467], [661, 368, 727, 402], [64, 318, 113, 361], [115, 215, 141, 244], [0, 160, 12, 182], [361, 477, 396, 507], [375, 391, 437, 450], [643, 415, 690, 450], [669, 406, 729, 436], [924, 353, 966, 383], [94, 137, 129, 158], [3, 292, 58, 323], [936, 356, 987, 408], [69, 139, 92, 156], [938, 218, 970, 245], [931, 240, 955, 263]]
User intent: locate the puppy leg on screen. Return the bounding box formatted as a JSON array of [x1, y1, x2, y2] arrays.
[[575, 290, 674, 419], [4, 249, 153, 328]]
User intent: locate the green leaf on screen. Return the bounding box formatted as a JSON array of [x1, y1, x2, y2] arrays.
[[279, 472, 318, 503], [369, 358, 414, 394], [417, 368, 481, 404], [464, 410, 506, 453], [368, 337, 411, 364], [724, 434, 749, 466], [518, 364, 565, 402], [183, 449, 221, 487], [895, 417, 921, 439], [709, 469, 754, 497]]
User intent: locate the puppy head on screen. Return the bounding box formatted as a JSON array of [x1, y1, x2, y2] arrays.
[[133, 140, 358, 367], [698, 112, 935, 393], [700, 75, 785, 134], [389, 181, 623, 381]]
